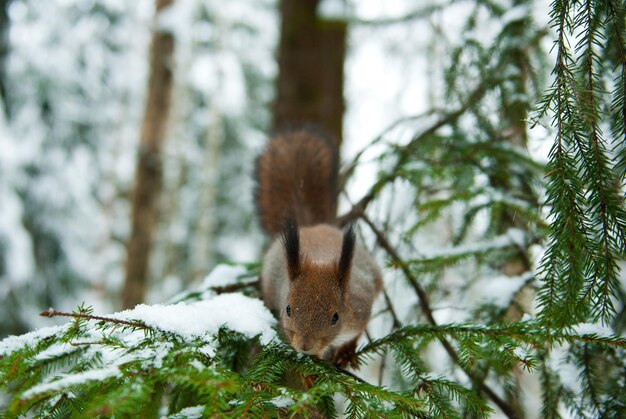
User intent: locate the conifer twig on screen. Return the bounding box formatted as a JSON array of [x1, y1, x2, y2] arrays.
[[338, 80, 492, 226], [40, 309, 149, 329], [342, 1, 456, 26], [211, 280, 260, 294], [50, 394, 69, 413], [383, 289, 402, 329], [358, 212, 519, 419], [361, 323, 626, 352], [69, 341, 106, 347], [335, 366, 368, 385]]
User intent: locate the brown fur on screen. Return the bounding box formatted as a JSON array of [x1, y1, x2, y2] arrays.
[[255, 131, 338, 236], [256, 131, 382, 367]]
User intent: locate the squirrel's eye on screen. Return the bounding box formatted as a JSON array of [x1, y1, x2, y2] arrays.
[[331, 312, 339, 325], [286, 305, 291, 317]]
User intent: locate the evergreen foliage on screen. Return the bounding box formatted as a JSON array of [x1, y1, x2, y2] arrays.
[[1, 0, 625, 418], [536, 0, 626, 329], [1, 284, 625, 417], [0, 299, 428, 418]]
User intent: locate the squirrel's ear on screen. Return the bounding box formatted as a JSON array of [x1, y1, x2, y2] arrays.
[[281, 216, 300, 280], [337, 223, 356, 291]]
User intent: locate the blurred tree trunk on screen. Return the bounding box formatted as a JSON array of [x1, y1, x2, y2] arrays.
[[495, 2, 534, 416], [497, 0, 533, 278], [0, 0, 11, 117], [273, 0, 346, 147], [122, 0, 175, 309]]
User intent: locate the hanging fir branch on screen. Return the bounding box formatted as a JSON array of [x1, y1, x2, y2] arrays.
[[537, 0, 626, 328]]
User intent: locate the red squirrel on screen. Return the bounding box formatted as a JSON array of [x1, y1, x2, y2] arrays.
[[255, 130, 382, 367]]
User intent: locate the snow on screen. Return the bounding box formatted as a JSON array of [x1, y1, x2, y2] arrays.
[[506, 228, 527, 248], [187, 50, 247, 115], [200, 263, 248, 289], [0, 0, 154, 336], [546, 324, 621, 398], [156, 2, 185, 35], [0, 175, 34, 285], [200, 343, 216, 358], [501, 5, 530, 26], [0, 325, 68, 356], [22, 366, 122, 398], [420, 232, 516, 259], [115, 293, 277, 345], [548, 344, 582, 394], [0, 108, 34, 285], [127, 340, 174, 369], [318, 0, 348, 19], [269, 395, 294, 408], [572, 323, 616, 338], [190, 359, 206, 371], [513, 346, 530, 360], [188, 54, 218, 92], [469, 272, 533, 308], [34, 342, 78, 361], [165, 405, 205, 419], [6, 291, 278, 401]]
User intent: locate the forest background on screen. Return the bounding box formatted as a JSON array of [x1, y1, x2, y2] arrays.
[[0, 0, 625, 417]]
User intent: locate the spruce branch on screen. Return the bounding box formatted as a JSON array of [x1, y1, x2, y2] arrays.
[[576, 0, 626, 324], [538, 0, 626, 328], [358, 323, 626, 355], [604, 1, 626, 189], [358, 211, 519, 419], [537, 0, 593, 329]]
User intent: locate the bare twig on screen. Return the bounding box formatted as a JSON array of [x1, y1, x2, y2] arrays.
[[330, 1, 458, 27], [40, 309, 149, 330], [383, 289, 402, 330], [69, 341, 106, 347], [338, 187, 380, 226], [378, 352, 386, 387], [210, 280, 260, 294], [335, 365, 369, 385], [338, 81, 492, 224]]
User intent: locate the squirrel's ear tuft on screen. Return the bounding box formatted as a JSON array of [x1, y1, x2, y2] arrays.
[[337, 223, 356, 290], [281, 216, 300, 280]]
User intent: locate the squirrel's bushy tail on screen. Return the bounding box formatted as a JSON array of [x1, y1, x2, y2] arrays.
[[255, 130, 338, 237]]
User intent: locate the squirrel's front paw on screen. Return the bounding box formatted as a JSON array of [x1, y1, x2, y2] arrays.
[[332, 340, 359, 369], [301, 374, 317, 389]]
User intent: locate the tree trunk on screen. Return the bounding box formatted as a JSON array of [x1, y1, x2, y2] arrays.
[[498, 0, 533, 278], [122, 0, 175, 309], [496, 2, 535, 416], [273, 0, 346, 147], [0, 0, 12, 117]]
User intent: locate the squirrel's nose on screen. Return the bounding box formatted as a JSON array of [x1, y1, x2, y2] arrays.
[[297, 337, 310, 352], [294, 335, 313, 353]]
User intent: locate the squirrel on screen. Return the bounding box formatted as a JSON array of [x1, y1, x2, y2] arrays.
[[255, 130, 382, 367]]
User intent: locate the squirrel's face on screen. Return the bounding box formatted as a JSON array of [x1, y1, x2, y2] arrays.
[[281, 266, 344, 357], [280, 219, 356, 358]]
